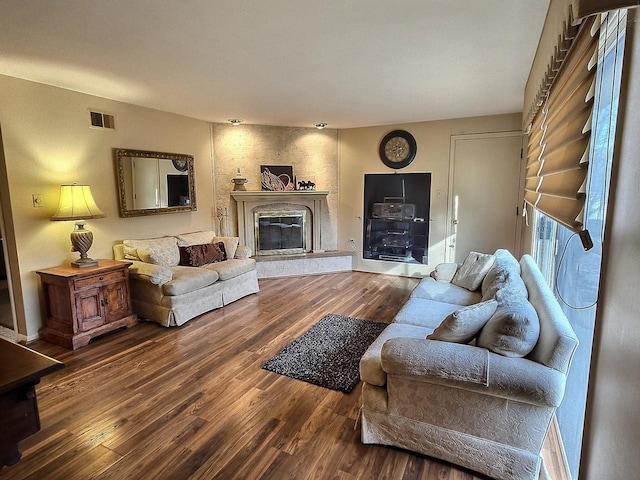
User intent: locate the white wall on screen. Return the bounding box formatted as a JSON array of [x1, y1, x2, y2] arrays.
[[338, 114, 522, 276]]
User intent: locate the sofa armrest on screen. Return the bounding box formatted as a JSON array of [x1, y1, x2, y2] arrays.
[[381, 338, 567, 407], [429, 262, 460, 282], [127, 260, 173, 286], [234, 245, 252, 259]]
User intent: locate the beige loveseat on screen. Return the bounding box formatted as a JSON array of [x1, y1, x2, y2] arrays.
[[113, 231, 259, 327], [359, 249, 578, 480]]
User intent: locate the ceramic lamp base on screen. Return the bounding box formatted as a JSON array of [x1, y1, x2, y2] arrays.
[[70, 221, 97, 268]]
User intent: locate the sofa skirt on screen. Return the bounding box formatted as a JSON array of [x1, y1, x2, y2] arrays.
[[360, 407, 544, 480]]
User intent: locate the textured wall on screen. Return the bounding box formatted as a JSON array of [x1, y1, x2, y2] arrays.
[[212, 123, 338, 250]]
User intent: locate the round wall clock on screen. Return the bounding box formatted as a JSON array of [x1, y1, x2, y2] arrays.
[[172, 158, 189, 172], [379, 129, 417, 169]]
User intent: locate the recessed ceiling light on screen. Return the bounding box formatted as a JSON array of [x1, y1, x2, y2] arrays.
[[314, 122, 328, 129], [228, 119, 243, 125]]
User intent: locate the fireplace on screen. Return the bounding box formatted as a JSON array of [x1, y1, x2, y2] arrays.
[[231, 190, 329, 255], [255, 210, 307, 255]]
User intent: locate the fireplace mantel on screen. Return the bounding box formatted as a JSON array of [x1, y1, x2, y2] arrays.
[[231, 190, 329, 254]]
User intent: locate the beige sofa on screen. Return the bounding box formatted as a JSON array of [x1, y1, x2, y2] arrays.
[[113, 231, 259, 327], [359, 249, 578, 480]]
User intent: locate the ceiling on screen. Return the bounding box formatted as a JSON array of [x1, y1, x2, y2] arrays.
[[0, 1, 549, 129]]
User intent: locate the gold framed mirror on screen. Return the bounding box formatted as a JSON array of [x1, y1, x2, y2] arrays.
[[114, 148, 197, 217]]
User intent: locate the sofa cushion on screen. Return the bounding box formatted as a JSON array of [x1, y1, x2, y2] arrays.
[[179, 242, 226, 267], [176, 231, 216, 247], [451, 251, 496, 291], [360, 322, 434, 386], [204, 258, 256, 281], [477, 295, 541, 357], [410, 277, 482, 306], [213, 236, 240, 259], [427, 299, 498, 344], [481, 249, 527, 301], [394, 297, 461, 329], [123, 237, 180, 266], [128, 261, 173, 286], [162, 266, 219, 296]]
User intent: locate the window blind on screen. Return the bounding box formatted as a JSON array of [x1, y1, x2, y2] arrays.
[[524, 15, 600, 232]]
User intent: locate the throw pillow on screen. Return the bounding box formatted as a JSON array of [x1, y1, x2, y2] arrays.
[[179, 242, 226, 267], [429, 262, 460, 283], [427, 299, 498, 344], [477, 295, 541, 357], [176, 231, 217, 247], [452, 251, 496, 291], [122, 244, 141, 261], [123, 237, 180, 266], [213, 236, 239, 259]]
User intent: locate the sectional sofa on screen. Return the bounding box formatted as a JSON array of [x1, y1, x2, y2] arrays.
[[359, 249, 579, 480]]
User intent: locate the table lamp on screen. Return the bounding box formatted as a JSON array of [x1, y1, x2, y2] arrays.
[[50, 184, 106, 268]]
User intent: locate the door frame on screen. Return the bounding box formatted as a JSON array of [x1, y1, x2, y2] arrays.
[[446, 131, 525, 262], [0, 124, 22, 340]]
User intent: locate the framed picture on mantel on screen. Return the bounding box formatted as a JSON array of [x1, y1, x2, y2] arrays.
[[260, 165, 295, 191]]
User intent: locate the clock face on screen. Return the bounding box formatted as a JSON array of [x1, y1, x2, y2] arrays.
[[385, 137, 411, 163], [172, 158, 189, 172], [379, 130, 417, 169]]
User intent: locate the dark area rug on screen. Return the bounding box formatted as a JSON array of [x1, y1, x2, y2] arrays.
[[262, 313, 387, 393]]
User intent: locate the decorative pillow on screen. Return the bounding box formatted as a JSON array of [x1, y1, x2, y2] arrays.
[[427, 299, 498, 344], [452, 251, 496, 291], [429, 262, 460, 283], [179, 242, 226, 267], [176, 231, 217, 247], [122, 244, 141, 261], [477, 295, 541, 357], [213, 236, 239, 259], [123, 237, 180, 266]]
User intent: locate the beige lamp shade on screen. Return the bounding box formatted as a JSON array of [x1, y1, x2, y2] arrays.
[[51, 184, 106, 220], [51, 184, 106, 268]]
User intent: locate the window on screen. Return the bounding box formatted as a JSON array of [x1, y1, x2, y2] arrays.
[[531, 10, 626, 479]]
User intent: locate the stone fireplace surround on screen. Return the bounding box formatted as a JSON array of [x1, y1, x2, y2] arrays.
[[230, 190, 329, 255]]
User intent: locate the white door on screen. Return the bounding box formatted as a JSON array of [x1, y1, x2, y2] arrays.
[[447, 132, 523, 262]]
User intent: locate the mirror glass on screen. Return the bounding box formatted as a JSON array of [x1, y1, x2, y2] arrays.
[[115, 148, 197, 217]]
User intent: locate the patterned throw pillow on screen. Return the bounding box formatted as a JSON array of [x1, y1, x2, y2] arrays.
[[123, 237, 180, 266], [176, 231, 217, 247], [179, 242, 226, 267]]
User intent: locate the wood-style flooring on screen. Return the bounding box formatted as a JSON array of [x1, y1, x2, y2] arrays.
[[2, 271, 566, 480]]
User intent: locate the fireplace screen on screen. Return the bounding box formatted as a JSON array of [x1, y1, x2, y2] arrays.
[[255, 210, 307, 255]]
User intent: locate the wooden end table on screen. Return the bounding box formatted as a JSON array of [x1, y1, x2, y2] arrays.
[[36, 259, 138, 349]]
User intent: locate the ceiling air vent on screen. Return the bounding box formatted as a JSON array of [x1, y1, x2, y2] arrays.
[[89, 110, 115, 130]]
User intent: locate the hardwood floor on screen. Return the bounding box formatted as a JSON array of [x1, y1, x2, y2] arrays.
[[2, 272, 565, 480]]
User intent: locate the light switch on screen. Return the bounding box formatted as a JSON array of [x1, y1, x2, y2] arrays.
[[32, 194, 44, 208]]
